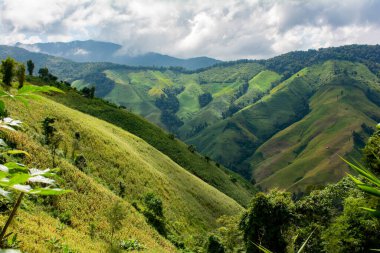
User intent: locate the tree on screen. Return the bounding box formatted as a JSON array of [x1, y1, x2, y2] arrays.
[[240, 190, 295, 253], [38, 67, 49, 79], [26, 60, 34, 76], [41, 117, 62, 167], [106, 201, 126, 246], [42, 117, 57, 145], [71, 132, 81, 161], [216, 215, 243, 252], [1, 57, 15, 89], [363, 125, 380, 174], [321, 197, 380, 252], [206, 235, 225, 253], [81, 86, 95, 98], [16, 64, 25, 89], [142, 193, 166, 236]]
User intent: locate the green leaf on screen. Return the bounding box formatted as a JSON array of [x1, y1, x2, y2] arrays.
[[4, 162, 28, 173], [0, 100, 5, 116], [8, 174, 30, 185], [346, 173, 364, 185], [357, 184, 380, 198], [5, 150, 31, 157], [361, 207, 380, 218], [29, 188, 72, 195], [297, 229, 315, 253], [342, 157, 380, 187], [253, 242, 273, 253]]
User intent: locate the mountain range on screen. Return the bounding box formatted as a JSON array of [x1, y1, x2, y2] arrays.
[[1, 43, 380, 193], [15, 40, 220, 70]]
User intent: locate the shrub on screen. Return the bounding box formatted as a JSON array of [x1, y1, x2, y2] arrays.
[[119, 239, 145, 251]]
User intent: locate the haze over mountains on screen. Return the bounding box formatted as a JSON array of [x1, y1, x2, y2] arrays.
[[15, 40, 221, 70]]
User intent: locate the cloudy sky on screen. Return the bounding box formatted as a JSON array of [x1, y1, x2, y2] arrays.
[[0, 0, 379, 60]]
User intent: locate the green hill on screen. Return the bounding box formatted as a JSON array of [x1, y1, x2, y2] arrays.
[[3, 44, 380, 193], [30, 78, 255, 206], [2, 84, 245, 251]]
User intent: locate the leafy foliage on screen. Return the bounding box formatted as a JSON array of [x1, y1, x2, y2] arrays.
[[206, 235, 225, 253], [106, 201, 126, 244], [1, 57, 15, 88], [240, 190, 295, 253], [363, 125, 380, 174], [142, 193, 167, 236], [119, 239, 145, 251], [26, 60, 34, 76]]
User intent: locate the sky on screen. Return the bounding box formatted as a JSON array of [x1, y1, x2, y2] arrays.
[[0, 0, 379, 60]]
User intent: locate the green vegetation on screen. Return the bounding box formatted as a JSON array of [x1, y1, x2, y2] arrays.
[[1, 45, 380, 251], [46, 83, 255, 206], [0, 84, 70, 249], [26, 60, 34, 76], [4, 44, 380, 191], [0, 58, 253, 252]]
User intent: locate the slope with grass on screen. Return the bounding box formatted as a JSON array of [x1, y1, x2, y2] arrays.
[[37, 81, 256, 206], [188, 61, 380, 190], [251, 62, 380, 191], [2, 84, 246, 251]]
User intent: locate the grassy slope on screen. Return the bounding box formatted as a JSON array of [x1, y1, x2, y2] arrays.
[[251, 62, 380, 191], [49, 84, 255, 206], [4, 91, 245, 251], [74, 63, 264, 141], [188, 61, 380, 186], [3, 105, 175, 252]]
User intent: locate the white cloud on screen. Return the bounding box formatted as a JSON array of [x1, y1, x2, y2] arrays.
[[73, 48, 89, 55], [0, 0, 379, 60]]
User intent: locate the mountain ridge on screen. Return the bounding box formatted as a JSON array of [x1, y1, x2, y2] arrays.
[[15, 40, 221, 70]]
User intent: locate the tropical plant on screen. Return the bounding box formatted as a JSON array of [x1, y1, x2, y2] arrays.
[[344, 156, 380, 218]]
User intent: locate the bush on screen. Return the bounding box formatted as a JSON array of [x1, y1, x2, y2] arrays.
[[142, 193, 167, 236], [206, 235, 225, 253], [119, 239, 145, 251], [74, 154, 87, 171]]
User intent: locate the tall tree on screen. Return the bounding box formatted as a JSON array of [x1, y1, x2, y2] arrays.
[[1, 57, 15, 89], [26, 59, 34, 76], [240, 190, 295, 253], [16, 64, 25, 89], [38, 67, 49, 79]]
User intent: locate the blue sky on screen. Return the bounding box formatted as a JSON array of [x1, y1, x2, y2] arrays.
[[0, 0, 379, 60]]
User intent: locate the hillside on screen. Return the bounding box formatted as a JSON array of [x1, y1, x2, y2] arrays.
[[3, 44, 380, 193], [40, 80, 255, 206], [192, 61, 380, 187], [16, 40, 221, 70], [0, 83, 245, 251]]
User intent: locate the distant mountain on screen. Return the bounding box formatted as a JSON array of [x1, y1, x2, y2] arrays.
[[15, 40, 221, 70]]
